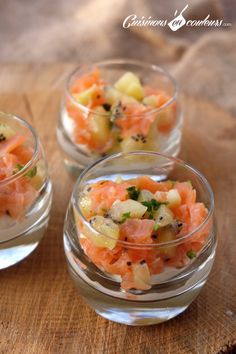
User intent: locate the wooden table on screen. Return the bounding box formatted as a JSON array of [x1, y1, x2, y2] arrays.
[[0, 63, 235, 354]]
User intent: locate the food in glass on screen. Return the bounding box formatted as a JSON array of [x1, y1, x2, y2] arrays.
[[0, 112, 52, 269], [64, 152, 216, 325], [58, 60, 182, 175]]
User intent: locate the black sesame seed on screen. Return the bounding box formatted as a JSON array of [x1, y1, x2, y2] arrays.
[[127, 261, 132, 266], [151, 234, 157, 239], [178, 223, 183, 227], [0, 133, 6, 142], [102, 103, 111, 111], [140, 260, 146, 265], [159, 216, 164, 221]]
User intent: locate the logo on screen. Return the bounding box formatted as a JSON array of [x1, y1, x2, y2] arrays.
[[123, 5, 232, 31], [168, 4, 188, 31]]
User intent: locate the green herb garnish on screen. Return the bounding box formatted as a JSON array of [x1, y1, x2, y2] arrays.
[[153, 224, 160, 231], [187, 250, 196, 259], [14, 163, 37, 178], [127, 186, 140, 201], [16, 163, 24, 171], [26, 166, 37, 178], [120, 212, 131, 224], [141, 199, 162, 212]]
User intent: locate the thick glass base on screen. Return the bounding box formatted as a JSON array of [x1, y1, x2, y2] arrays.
[[0, 181, 52, 269], [68, 263, 206, 326], [65, 225, 216, 326]]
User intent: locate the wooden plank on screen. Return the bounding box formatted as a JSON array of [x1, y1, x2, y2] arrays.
[[0, 64, 235, 354]]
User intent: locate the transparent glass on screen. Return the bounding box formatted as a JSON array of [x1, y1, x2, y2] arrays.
[[57, 59, 183, 177], [64, 152, 216, 326], [0, 112, 52, 269]]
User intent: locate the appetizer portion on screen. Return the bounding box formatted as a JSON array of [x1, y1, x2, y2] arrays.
[[0, 123, 44, 219], [75, 176, 210, 291], [65, 69, 177, 155]]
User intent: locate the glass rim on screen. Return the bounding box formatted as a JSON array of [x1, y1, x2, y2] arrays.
[[65, 58, 178, 118], [0, 111, 40, 186], [72, 151, 214, 249]]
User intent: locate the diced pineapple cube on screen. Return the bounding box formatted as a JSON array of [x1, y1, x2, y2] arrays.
[[104, 86, 137, 105], [85, 216, 120, 249], [167, 189, 181, 208], [89, 107, 111, 144], [158, 226, 176, 257], [114, 72, 144, 101], [132, 263, 151, 290], [125, 82, 144, 101], [74, 84, 97, 106], [138, 189, 155, 203], [109, 199, 147, 222], [154, 205, 174, 228]]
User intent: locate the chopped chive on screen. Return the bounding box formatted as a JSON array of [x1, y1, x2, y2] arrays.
[[126, 186, 140, 201], [120, 212, 131, 224], [187, 250, 196, 259], [14, 163, 37, 178], [26, 166, 37, 178], [153, 224, 160, 231]]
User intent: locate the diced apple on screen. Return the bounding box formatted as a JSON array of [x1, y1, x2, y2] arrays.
[[158, 226, 176, 258], [154, 205, 174, 228], [138, 189, 155, 202], [132, 262, 151, 290], [114, 72, 144, 100], [167, 189, 181, 208], [109, 199, 147, 222], [154, 191, 167, 203], [85, 215, 120, 250], [89, 107, 111, 144]]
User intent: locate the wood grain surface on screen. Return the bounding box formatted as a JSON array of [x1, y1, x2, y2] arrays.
[[0, 63, 236, 354]]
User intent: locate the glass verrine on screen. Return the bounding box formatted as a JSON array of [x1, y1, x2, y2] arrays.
[[64, 152, 216, 326], [57, 59, 182, 177], [0, 112, 52, 269]]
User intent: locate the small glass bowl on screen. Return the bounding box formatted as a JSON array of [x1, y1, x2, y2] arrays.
[[57, 59, 183, 177], [0, 112, 52, 269], [63, 152, 216, 326]]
